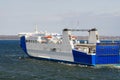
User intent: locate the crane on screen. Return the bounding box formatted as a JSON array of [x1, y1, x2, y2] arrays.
[[63, 28, 99, 44], [63, 28, 97, 32]]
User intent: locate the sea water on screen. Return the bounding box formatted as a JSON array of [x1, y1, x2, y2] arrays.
[[0, 40, 120, 80]]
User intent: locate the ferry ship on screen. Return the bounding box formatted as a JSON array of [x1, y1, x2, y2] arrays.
[[19, 27, 120, 66]]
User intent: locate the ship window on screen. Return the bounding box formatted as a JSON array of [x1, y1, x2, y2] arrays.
[[26, 40, 38, 43], [26, 40, 30, 42], [51, 48, 56, 52], [96, 35, 99, 40]]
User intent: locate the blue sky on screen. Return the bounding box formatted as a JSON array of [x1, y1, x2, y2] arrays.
[[0, 0, 120, 36]]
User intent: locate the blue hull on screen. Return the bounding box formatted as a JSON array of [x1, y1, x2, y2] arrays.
[[72, 49, 96, 66], [20, 36, 120, 66]]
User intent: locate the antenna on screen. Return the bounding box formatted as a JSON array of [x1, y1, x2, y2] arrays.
[[77, 20, 79, 26], [35, 24, 38, 33]]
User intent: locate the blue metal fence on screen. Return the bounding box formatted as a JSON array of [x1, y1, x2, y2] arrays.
[[96, 43, 120, 64]]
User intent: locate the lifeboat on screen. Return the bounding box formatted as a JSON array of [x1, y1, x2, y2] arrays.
[[44, 35, 52, 39], [69, 35, 77, 40], [71, 35, 77, 39]]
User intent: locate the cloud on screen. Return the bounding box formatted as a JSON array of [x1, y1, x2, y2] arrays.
[[1, 10, 120, 36], [49, 12, 120, 36], [39, 15, 63, 22]]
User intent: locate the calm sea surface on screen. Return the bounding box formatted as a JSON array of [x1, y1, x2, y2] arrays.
[[0, 40, 120, 80]]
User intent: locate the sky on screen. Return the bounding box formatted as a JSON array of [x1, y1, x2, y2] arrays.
[[0, 0, 120, 36]]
